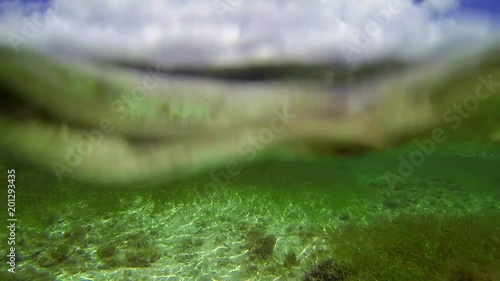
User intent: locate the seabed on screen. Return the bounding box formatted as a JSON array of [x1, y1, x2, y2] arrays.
[[1, 146, 499, 281]]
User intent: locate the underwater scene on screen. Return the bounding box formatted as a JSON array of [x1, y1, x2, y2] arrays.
[[1, 1, 500, 280], [0, 44, 499, 281]]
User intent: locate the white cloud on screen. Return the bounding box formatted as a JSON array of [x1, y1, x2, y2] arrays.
[[0, 0, 497, 66]]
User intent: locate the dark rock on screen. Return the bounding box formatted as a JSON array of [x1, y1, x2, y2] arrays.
[[383, 199, 399, 209], [338, 212, 350, 221], [304, 259, 349, 281]]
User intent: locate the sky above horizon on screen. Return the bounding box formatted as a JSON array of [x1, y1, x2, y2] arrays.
[[0, 0, 498, 66]]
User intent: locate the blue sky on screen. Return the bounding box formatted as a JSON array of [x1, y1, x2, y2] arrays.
[[460, 0, 500, 14], [1, 0, 498, 66], [413, 0, 500, 15], [460, 0, 500, 16]]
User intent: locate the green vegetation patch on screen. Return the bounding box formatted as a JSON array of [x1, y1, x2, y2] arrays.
[[325, 212, 500, 281]]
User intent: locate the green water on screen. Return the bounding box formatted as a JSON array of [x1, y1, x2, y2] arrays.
[[0, 44, 499, 280], [1, 147, 499, 280]]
